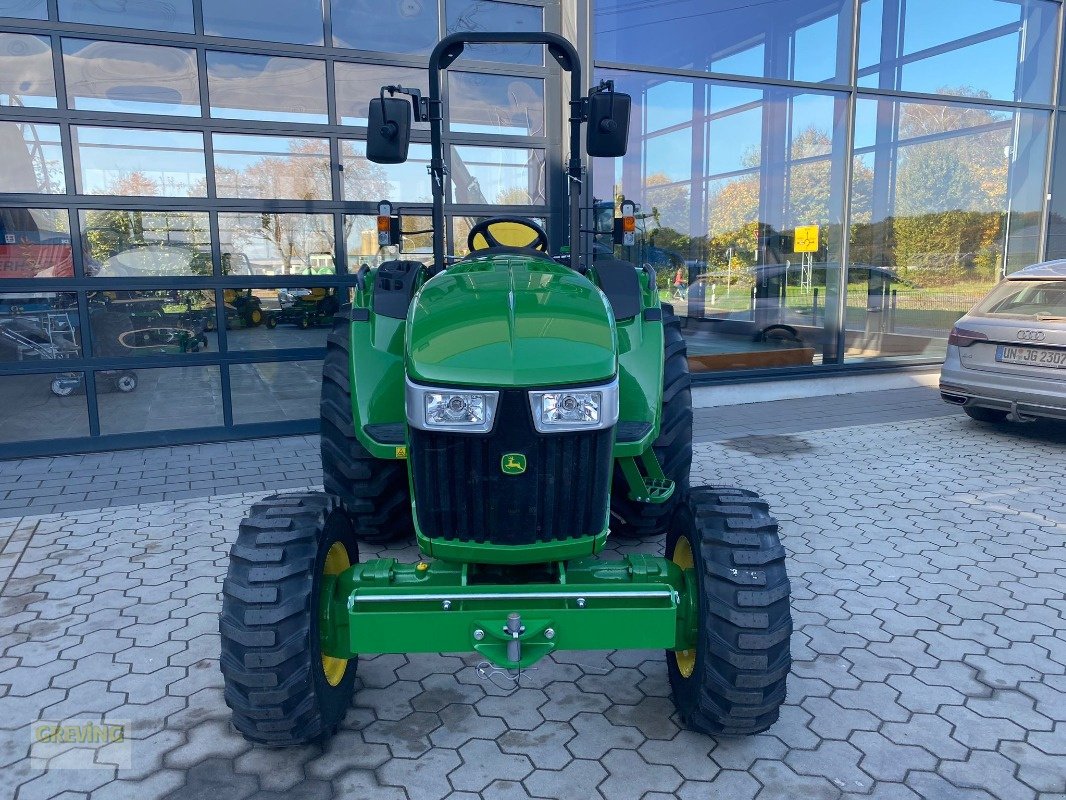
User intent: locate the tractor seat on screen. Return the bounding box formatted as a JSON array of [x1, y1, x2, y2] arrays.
[[593, 257, 642, 320]]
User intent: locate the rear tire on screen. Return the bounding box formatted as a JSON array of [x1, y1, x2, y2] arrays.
[[610, 303, 693, 538], [220, 493, 358, 746], [321, 311, 414, 544], [964, 406, 1009, 423], [668, 486, 792, 736]]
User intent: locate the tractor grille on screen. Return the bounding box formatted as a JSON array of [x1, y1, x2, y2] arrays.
[[409, 389, 613, 545]]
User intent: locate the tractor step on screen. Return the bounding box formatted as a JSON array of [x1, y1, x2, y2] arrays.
[[618, 451, 675, 504]]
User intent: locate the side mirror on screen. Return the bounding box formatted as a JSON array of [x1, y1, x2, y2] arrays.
[[586, 89, 631, 158], [367, 96, 412, 164]]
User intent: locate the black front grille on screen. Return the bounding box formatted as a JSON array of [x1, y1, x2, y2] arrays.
[[409, 390, 613, 545]]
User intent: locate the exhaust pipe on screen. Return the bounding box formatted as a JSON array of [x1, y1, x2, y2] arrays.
[[941, 392, 967, 406]]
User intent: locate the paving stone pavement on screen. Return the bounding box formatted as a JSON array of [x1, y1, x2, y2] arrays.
[[1, 413, 1065, 799]]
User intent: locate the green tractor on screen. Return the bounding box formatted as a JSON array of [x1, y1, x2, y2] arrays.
[[220, 31, 792, 746]]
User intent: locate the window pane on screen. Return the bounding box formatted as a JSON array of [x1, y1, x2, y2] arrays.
[[849, 96, 1050, 362], [331, 0, 439, 53], [593, 0, 852, 84], [207, 52, 327, 124], [0, 0, 47, 19], [446, 0, 544, 65], [857, 0, 1059, 103], [341, 141, 431, 202], [230, 360, 323, 424], [80, 210, 211, 277], [203, 0, 324, 45], [346, 214, 433, 268], [0, 372, 90, 442], [451, 145, 545, 205], [0, 291, 80, 363], [213, 134, 332, 200], [448, 72, 544, 136], [74, 126, 207, 197], [219, 287, 336, 351], [0, 208, 71, 278], [218, 212, 336, 276], [88, 289, 216, 357], [593, 69, 850, 373], [57, 0, 194, 32], [335, 62, 429, 129], [96, 365, 222, 434], [0, 121, 65, 194], [63, 39, 200, 117], [0, 33, 57, 109]]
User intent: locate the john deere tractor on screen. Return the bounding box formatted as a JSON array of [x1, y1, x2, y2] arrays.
[[220, 31, 792, 746]]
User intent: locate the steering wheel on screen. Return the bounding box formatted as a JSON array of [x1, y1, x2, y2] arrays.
[[467, 217, 548, 253]]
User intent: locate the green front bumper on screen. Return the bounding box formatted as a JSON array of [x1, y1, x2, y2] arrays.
[[319, 555, 696, 669]]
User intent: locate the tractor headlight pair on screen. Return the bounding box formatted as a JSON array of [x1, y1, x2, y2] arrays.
[[405, 378, 618, 434]]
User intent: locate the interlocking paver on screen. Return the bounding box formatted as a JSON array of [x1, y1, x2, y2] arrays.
[[0, 411, 1062, 799]]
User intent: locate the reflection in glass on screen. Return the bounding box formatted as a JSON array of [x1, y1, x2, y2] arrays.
[[0, 33, 57, 108], [0, 372, 90, 442], [207, 52, 327, 124], [346, 214, 434, 268], [213, 134, 331, 200], [203, 0, 324, 45], [448, 72, 544, 136], [0, 291, 80, 363], [451, 146, 545, 205], [446, 0, 543, 65], [0, 208, 72, 278], [0, 121, 65, 194], [74, 126, 206, 197], [222, 287, 335, 352], [341, 141, 430, 203], [96, 365, 222, 434], [0, 1, 47, 19], [594, 0, 852, 84], [848, 96, 1050, 361], [331, 0, 438, 54], [230, 360, 323, 424], [593, 69, 849, 371], [63, 39, 200, 117], [218, 212, 335, 276], [57, 0, 193, 32], [80, 210, 211, 277], [87, 289, 215, 357], [857, 0, 1059, 104], [335, 62, 429, 129]]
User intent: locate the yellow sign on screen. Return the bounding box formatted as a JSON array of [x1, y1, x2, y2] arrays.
[[794, 225, 819, 253], [394, 446, 407, 459]]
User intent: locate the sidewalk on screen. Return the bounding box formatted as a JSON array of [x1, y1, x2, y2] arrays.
[[0, 380, 957, 518]]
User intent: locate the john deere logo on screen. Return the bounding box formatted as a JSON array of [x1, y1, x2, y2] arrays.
[[501, 453, 526, 475]]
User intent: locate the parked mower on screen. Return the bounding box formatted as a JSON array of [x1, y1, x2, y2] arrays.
[[265, 287, 341, 329], [203, 289, 266, 331], [220, 31, 792, 747]]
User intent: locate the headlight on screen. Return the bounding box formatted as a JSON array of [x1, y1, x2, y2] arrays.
[[405, 379, 499, 433], [529, 379, 619, 433]]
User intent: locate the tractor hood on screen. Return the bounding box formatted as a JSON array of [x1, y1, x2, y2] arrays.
[[406, 254, 617, 387]]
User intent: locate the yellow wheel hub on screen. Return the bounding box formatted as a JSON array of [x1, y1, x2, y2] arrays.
[[671, 535, 696, 678], [320, 541, 350, 686]]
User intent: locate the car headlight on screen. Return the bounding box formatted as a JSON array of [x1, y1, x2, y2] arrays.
[[529, 379, 619, 433], [405, 379, 499, 433]]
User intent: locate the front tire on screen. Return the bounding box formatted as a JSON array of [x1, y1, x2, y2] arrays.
[[610, 303, 693, 538], [321, 312, 414, 544], [220, 493, 358, 746], [668, 486, 792, 736]]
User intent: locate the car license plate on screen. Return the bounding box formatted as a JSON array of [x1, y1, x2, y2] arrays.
[[996, 345, 1066, 368]]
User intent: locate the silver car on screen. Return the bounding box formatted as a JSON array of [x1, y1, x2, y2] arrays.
[[941, 261, 1066, 422]]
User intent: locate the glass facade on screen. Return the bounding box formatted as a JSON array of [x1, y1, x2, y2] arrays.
[[592, 0, 1062, 374], [0, 0, 1062, 455]]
